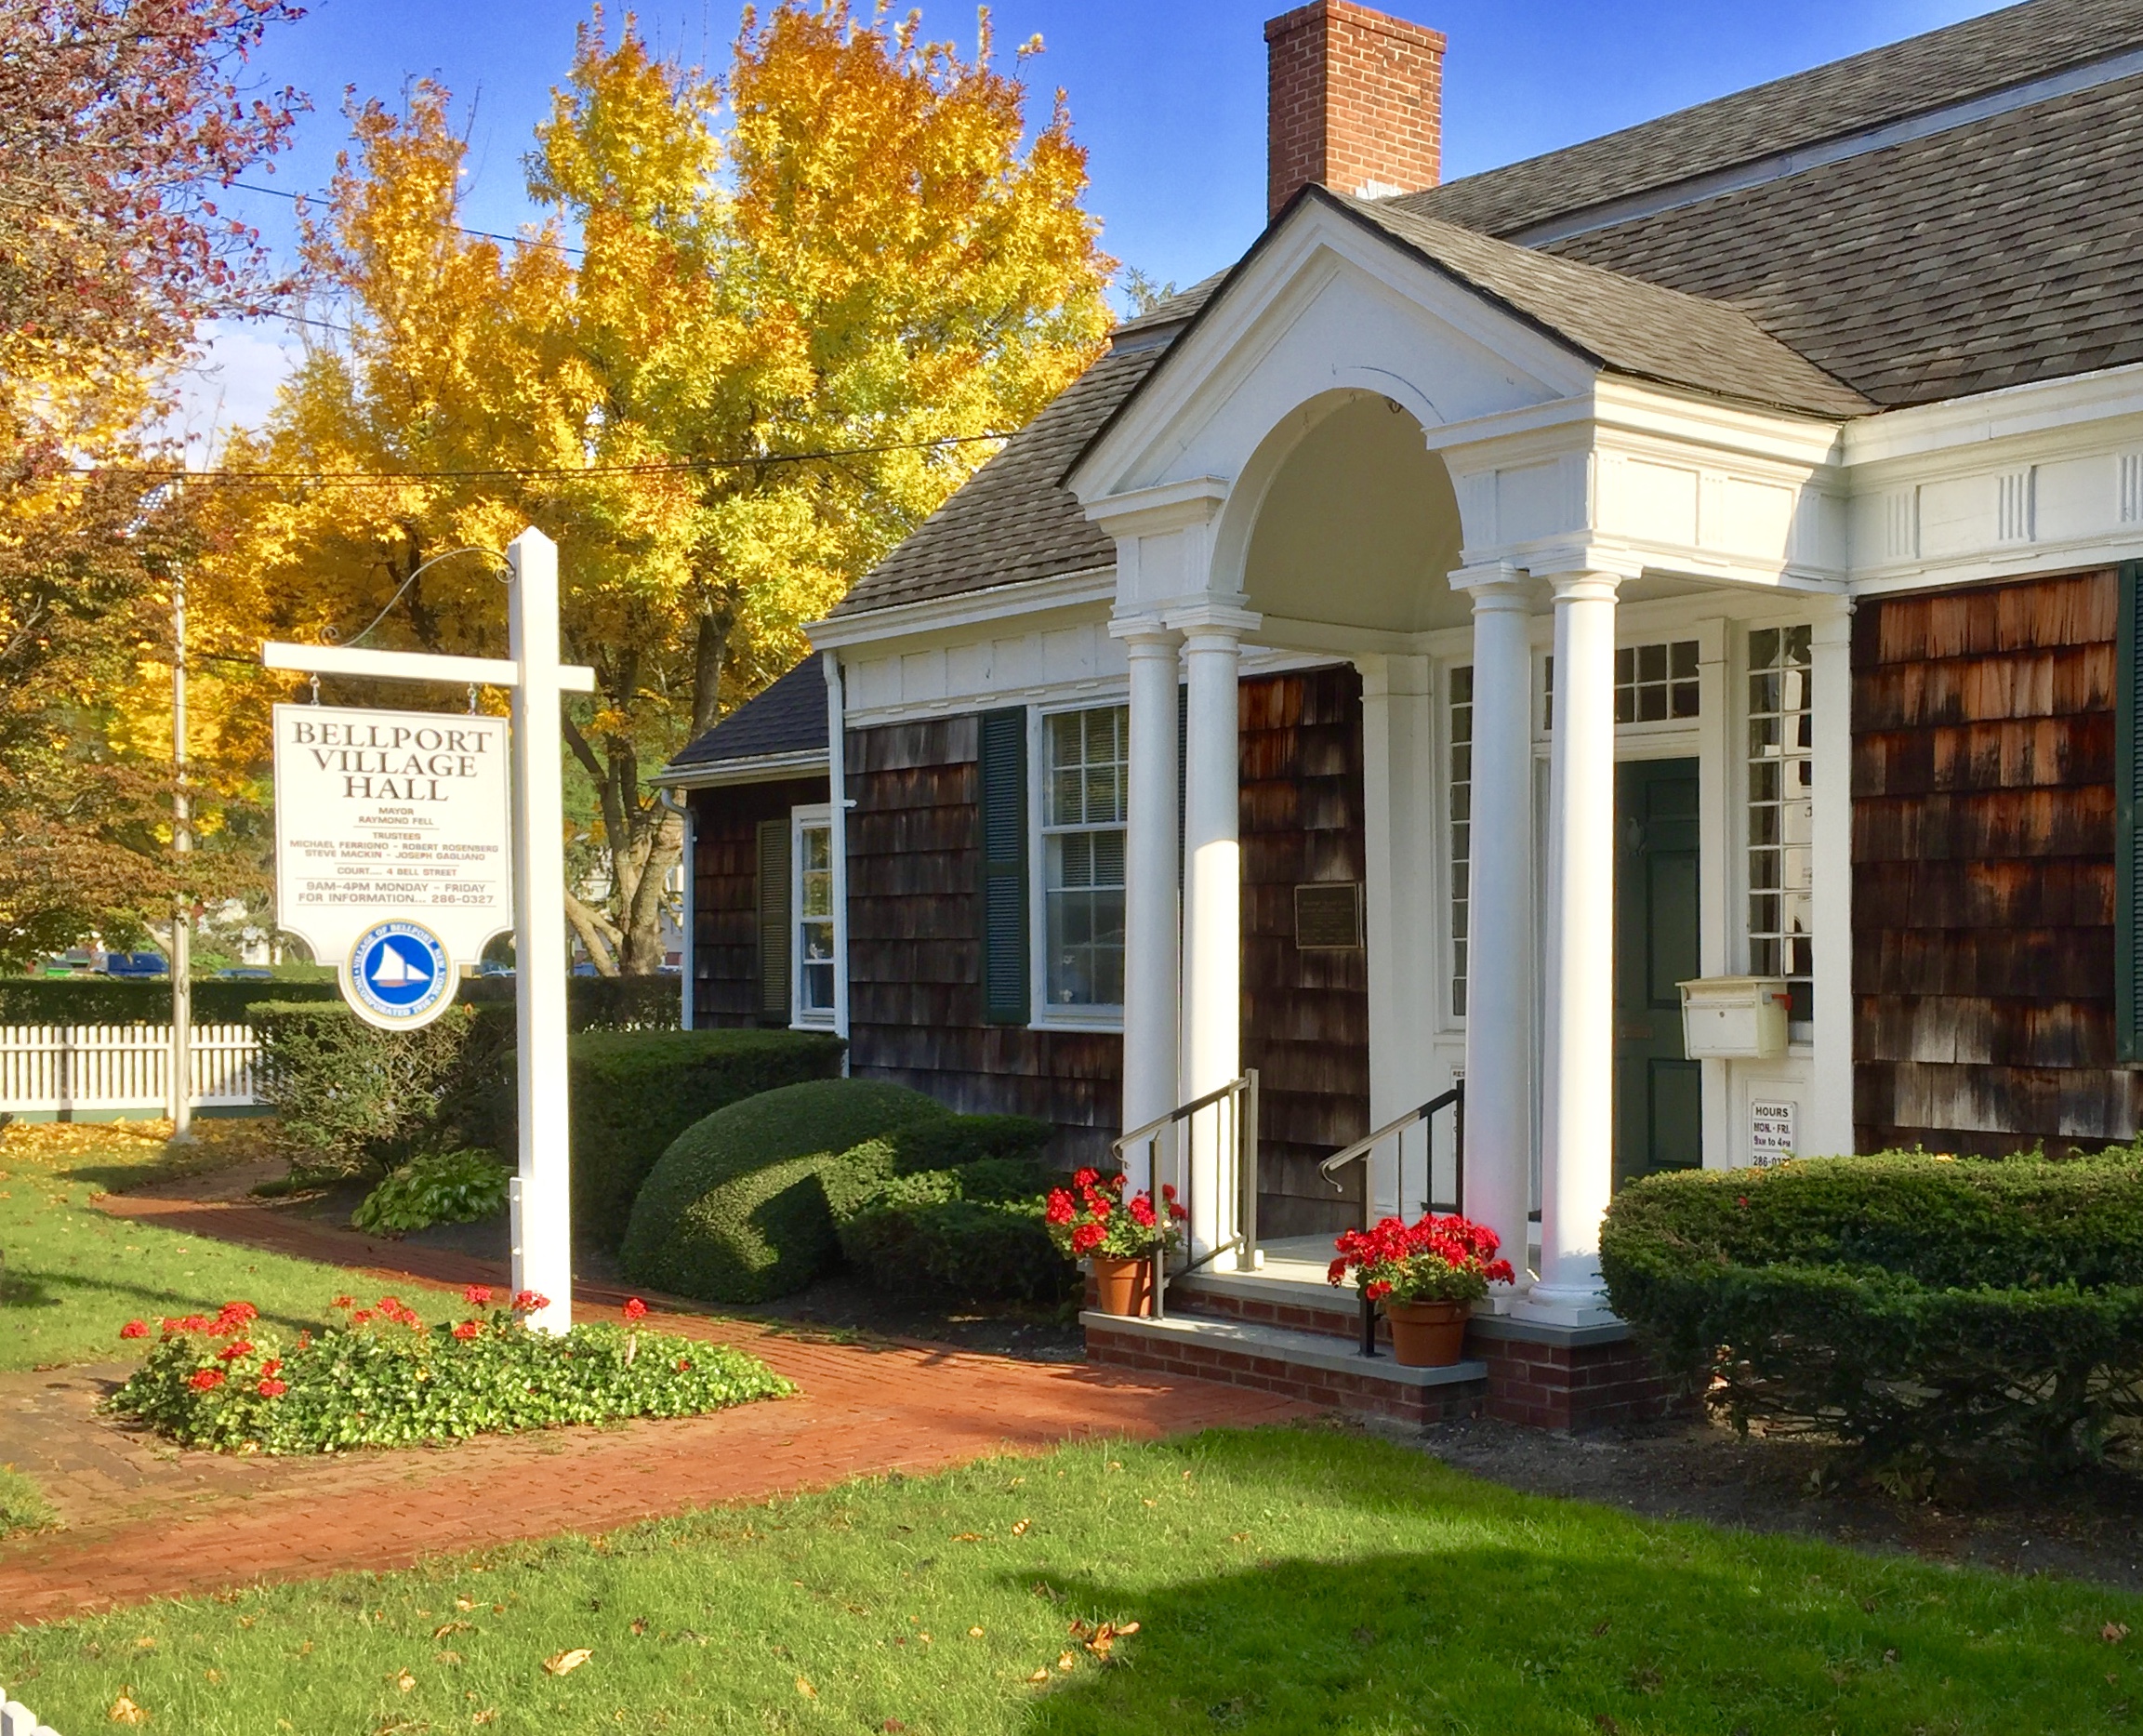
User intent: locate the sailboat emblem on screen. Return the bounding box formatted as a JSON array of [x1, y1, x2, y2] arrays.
[[344, 920, 456, 1029]]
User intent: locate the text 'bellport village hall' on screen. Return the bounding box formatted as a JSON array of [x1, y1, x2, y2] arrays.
[[660, 0, 2143, 1427]]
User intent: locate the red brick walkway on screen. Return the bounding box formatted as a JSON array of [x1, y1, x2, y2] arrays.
[[0, 1186, 1304, 1624]]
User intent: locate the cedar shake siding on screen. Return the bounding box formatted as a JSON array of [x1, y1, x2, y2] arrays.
[[687, 775, 829, 1028], [844, 714, 1123, 1163], [1240, 664, 1372, 1238], [1852, 567, 2140, 1156]]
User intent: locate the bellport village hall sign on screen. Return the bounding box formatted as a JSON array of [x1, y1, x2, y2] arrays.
[[262, 528, 594, 1332]]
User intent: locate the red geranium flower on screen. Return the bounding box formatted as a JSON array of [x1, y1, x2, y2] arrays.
[[1072, 1167, 1100, 1189], [119, 1319, 149, 1340], [331, 1295, 355, 1310], [351, 1310, 374, 1325], [217, 1340, 254, 1361], [452, 1320, 483, 1341], [257, 1378, 287, 1398], [622, 1297, 648, 1322], [1045, 1189, 1076, 1226], [463, 1284, 494, 1307], [189, 1368, 225, 1391], [511, 1290, 549, 1315], [1069, 1222, 1105, 1256], [675, 1357, 693, 1372], [260, 1358, 283, 1378]]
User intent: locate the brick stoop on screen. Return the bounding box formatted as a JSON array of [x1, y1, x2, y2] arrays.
[[1081, 1310, 1488, 1426], [1084, 1284, 1699, 1433]]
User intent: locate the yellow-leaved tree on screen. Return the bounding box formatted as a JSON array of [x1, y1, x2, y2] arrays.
[[207, 1, 1113, 972]]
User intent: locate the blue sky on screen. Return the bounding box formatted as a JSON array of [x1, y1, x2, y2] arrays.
[[176, 0, 2005, 443]]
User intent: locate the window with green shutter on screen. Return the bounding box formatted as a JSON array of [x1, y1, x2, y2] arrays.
[[978, 707, 1030, 1024], [2117, 562, 2143, 1063], [757, 817, 790, 1023]]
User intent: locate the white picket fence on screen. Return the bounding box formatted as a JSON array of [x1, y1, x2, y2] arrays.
[[0, 1023, 262, 1115], [0, 1682, 62, 1734]]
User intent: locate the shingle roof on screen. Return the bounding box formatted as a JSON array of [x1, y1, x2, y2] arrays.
[[666, 657, 826, 775], [1525, 69, 2143, 407], [1335, 195, 1870, 417], [831, 339, 1176, 616], [1400, 0, 2143, 242]]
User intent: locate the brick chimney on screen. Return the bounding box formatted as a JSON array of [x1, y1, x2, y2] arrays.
[[1265, 1, 1446, 219]]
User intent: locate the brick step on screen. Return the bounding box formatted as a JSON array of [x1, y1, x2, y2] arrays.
[[1081, 1308, 1488, 1425], [1168, 1269, 1369, 1342]]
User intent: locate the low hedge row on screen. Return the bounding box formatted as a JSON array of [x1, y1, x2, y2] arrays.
[[1599, 1152, 2143, 1473], [252, 1002, 843, 1244], [0, 972, 680, 1029]]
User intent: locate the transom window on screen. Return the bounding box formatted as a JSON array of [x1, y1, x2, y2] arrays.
[[1747, 625, 1814, 1025], [1616, 640, 1700, 722], [1041, 706, 1127, 1008], [794, 815, 836, 1022]]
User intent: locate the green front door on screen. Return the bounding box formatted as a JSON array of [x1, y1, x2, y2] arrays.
[[1614, 758, 1702, 1188]]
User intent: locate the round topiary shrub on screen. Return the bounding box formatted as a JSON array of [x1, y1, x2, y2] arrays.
[[618, 1078, 947, 1303]]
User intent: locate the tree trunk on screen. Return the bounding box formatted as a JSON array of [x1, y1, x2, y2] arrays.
[[562, 892, 620, 976], [692, 605, 733, 738], [617, 805, 682, 974]]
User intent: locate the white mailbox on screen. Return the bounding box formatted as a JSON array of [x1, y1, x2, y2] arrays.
[[1678, 976, 1791, 1059]]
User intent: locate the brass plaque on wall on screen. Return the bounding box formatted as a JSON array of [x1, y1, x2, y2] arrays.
[[1294, 881, 1364, 950]]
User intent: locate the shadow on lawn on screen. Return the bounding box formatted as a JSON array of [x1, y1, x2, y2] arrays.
[[1, 1265, 325, 1340]]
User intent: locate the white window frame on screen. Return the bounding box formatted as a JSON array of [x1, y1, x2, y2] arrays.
[[1027, 696, 1130, 1030], [789, 803, 838, 1030]]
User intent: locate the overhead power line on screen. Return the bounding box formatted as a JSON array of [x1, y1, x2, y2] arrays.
[[68, 430, 1012, 488], [228, 179, 587, 258]]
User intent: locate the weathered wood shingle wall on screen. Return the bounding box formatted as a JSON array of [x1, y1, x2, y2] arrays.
[[845, 715, 1122, 1162], [687, 775, 828, 1027], [1240, 665, 1371, 1237], [1853, 567, 2139, 1154]]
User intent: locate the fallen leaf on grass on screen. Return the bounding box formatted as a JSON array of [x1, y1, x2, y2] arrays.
[[109, 1694, 147, 1725], [951, 1532, 983, 1543], [2108, 1623, 2132, 1644], [796, 1676, 818, 1700], [472, 1712, 498, 1727], [393, 1668, 417, 1693], [436, 1650, 463, 1665], [433, 1620, 472, 1640], [1057, 1651, 1078, 1673], [882, 1721, 906, 1732], [630, 1618, 649, 1637], [969, 1626, 986, 1637], [456, 1597, 477, 1612], [1026, 1669, 1051, 1684], [544, 1649, 592, 1676], [1011, 1518, 1031, 1536]]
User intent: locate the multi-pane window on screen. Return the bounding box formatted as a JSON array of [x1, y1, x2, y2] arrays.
[[1042, 706, 1127, 1008], [1449, 665, 1473, 1019], [794, 818, 836, 1021], [1747, 625, 1814, 1023], [1616, 641, 1700, 722]]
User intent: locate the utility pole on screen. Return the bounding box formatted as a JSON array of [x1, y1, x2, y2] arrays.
[[170, 557, 194, 1143]]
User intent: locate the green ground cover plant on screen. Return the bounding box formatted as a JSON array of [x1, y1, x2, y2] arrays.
[[7, 1426, 2141, 1734], [1601, 1151, 2143, 1475], [0, 1463, 53, 1535], [620, 1078, 949, 1303], [0, 1122, 363, 1372], [351, 1147, 512, 1235], [106, 1288, 790, 1451]]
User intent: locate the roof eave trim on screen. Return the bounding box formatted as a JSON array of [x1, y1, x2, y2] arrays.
[[809, 564, 1118, 650], [655, 746, 830, 789]]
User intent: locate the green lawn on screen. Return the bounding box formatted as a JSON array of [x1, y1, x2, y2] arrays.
[[0, 1120, 361, 1372], [7, 1427, 2140, 1735], [0, 1462, 52, 1536]]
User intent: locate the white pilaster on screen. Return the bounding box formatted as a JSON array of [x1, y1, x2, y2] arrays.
[[1521, 567, 1622, 1325], [1453, 566, 1535, 1296], [823, 652, 852, 1052], [1807, 601, 1855, 1158], [1113, 619, 1184, 1198], [1172, 602, 1259, 1268], [1357, 653, 1436, 1221]]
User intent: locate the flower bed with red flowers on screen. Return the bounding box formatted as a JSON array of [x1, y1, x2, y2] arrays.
[[1044, 1170, 1187, 1262], [1328, 1212, 1515, 1305], [103, 1288, 791, 1453]]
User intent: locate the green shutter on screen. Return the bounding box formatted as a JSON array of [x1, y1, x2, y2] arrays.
[[2120, 563, 2143, 1063], [978, 707, 1030, 1025], [757, 817, 790, 1023]]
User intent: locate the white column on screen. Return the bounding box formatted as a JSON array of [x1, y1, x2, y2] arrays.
[[508, 527, 573, 1334], [1457, 570, 1534, 1297], [1115, 621, 1183, 1199], [822, 651, 852, 1053], [1521, 568, 1621, 1324], [1175, 606, 1256, 1267], [1357, 654, 1436, 1221], [1806, 601, 1855, 1158]]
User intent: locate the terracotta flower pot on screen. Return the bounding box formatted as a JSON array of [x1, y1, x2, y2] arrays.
[[1090, 1253, 1155, 1319], [1382, 1297, 1471, 1368]]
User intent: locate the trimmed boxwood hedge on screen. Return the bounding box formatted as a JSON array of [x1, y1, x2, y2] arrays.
[[0, 971, 680, 1030], [253, 1003, 844, 1245], [819, 1114, 1075, 1305], [618, 1079, 949, 1303], [1599, 1151, 2143, 1472]]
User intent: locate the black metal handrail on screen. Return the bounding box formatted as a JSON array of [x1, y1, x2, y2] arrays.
[[1109, 1069, 1259, 1321], [1318, 1080, 1464, 1357]]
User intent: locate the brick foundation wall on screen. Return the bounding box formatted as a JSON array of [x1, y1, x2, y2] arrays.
[[1085, 1322, 1485, 1426], [1470, 1332, 1700, 1432], [1267, 0, 1445, 217]]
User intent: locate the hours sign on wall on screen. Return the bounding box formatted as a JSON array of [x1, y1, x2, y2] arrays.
[[272, 703, 513, 1028]]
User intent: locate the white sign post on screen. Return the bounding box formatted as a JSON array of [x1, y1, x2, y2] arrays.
[[263, 527, 592, 1332]]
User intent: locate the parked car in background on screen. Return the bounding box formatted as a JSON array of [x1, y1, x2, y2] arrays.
[[103, 952, 168, 978], [215, 967, 274, 981]]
